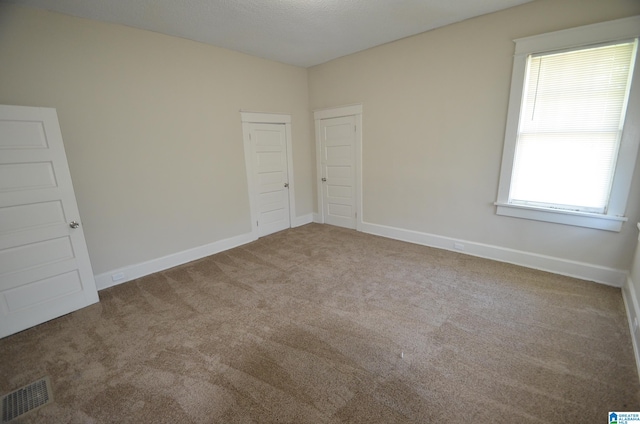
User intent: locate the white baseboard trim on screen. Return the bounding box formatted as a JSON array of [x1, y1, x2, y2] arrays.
[[360, 221, 627, 287], [94, 232, 255, 291], [622, 276, 640, 381], [313, 213, 322, 223], [292, 213, 313, 227]]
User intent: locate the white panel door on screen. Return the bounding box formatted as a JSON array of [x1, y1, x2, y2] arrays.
[[0, 105, 99, 338], [249, 123, 291, 237], [320, 116, 356, 229]]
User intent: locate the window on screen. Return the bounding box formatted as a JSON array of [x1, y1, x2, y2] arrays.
[[512, 41, 636, 213], [496, 16, 640, 232]]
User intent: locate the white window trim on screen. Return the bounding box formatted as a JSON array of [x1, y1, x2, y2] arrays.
[[496, 15, 640, 232]]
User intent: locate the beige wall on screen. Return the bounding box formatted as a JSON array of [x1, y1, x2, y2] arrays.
[[308, 0, 640, 271], [2, 0, 640, 279], [633, 228, 640, 294], [0, 5, 314, 275], [628, 226, 640, 356]]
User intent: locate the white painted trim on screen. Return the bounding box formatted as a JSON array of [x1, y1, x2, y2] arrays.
[[622, 276, 640, 382], [314, 104, 363, 230], [313, 213, 322, 223], [360, 220, 627, 287], [496, 16, 640, 230], [313, 104, 362, 120], [495, 203, 626, 232], [240, 112, 296, 238], [94, 232, 255, 290], [241, 121, 259, 240], [292, 213, 313, 227], [240, 111, 291, 124], [514, 15, 640, 55], [283, 122, 296, 229], [315, 120, 324, 225], [355, 112, 363, 232]]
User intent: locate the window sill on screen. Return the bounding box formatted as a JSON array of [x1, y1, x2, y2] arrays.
[[495, 202, 627, 232]]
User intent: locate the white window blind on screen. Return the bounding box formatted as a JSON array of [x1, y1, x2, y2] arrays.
[[509, 40, 637, 214]]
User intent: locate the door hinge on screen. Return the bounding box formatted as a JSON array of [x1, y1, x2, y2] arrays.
[[256, 220, 259, 226], [354, 126, 356, 132], [249, 134, 252, 141]]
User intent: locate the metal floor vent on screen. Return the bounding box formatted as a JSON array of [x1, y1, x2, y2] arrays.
[[1, 376, 53, 423]]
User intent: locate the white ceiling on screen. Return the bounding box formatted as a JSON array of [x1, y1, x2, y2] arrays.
[[1, 0, 534, 67]]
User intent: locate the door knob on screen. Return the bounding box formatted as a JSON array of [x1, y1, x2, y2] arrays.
[[284, 183, 289, 188], [321, 178, 327, 182], [69, 221, 80, 229]]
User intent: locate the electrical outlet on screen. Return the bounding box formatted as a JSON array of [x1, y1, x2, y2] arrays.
[[454, 242, 465, 251], [111, 272, 125, 282]]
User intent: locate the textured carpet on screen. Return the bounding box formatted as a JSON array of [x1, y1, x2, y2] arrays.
[[1, 223, 638, 423]]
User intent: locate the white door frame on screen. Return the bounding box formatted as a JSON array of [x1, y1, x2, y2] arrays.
[[241, 111, 296, 240], [314, 104, 363, 231]]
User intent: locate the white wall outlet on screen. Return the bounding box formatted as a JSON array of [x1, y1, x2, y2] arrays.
[[111, 272, 125, 282], [454, 242, 465, 251]]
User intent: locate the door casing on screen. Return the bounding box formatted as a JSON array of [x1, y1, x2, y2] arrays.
[[314, 104, 363, 231], [241, 112, 296, 239]]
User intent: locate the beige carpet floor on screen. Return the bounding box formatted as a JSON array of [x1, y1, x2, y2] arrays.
[[1, 223, 639, 423]]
